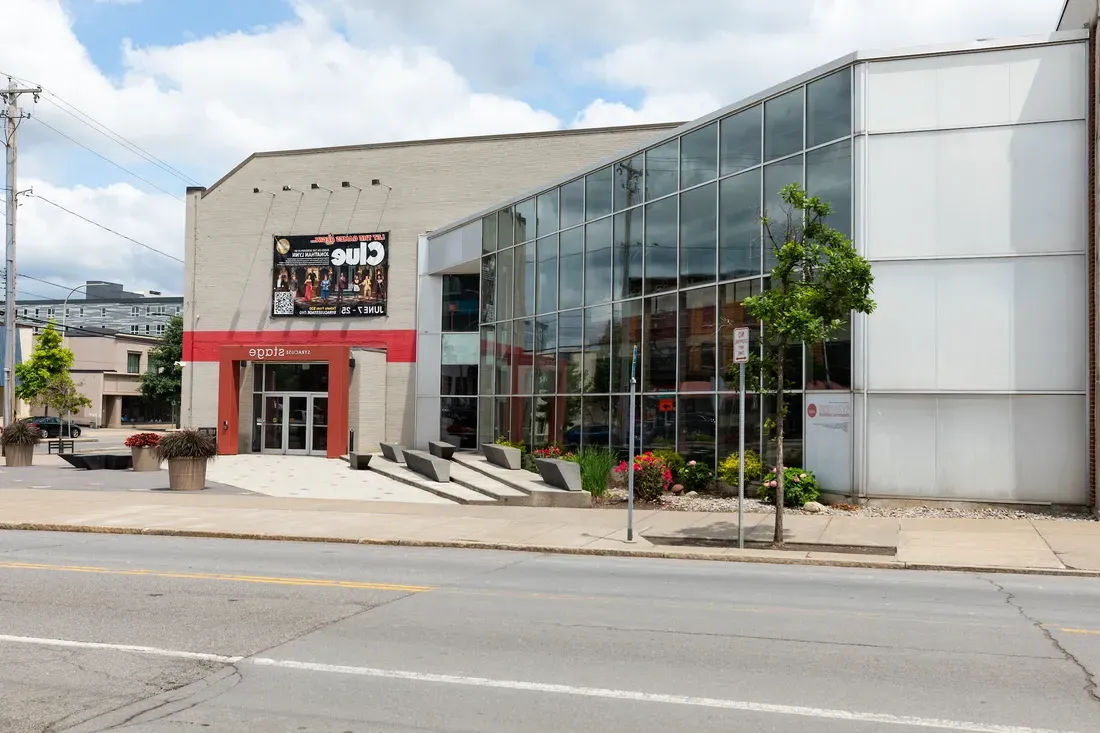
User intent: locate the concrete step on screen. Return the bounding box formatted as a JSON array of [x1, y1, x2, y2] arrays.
[[448, 462, 532, 506], [452, 453, 592, 508], [366, 454, 496, 505]]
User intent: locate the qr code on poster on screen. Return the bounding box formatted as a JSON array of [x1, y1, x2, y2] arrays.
[[273, 291, 295, 315]]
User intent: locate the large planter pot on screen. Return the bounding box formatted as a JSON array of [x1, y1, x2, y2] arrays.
[[131, 447, 162, 472], [3, 443, 34, 467], [166, 457, 208, 490]]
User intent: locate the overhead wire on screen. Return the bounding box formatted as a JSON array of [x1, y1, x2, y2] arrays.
[[29, 194, 184, 264]]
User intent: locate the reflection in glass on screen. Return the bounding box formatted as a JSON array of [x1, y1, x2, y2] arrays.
[[495, 247, 513, 322], [496, 208, 513, 251], [558, 227, 584, 310], [515, 197, 535, 243], [536, 190, 559, 237], [559, 394, 582, 450], [558, 309, 584, 394], [585, 166, 613, 221], [680, 122, 717, 189], [806, 139, 852, 238], [478, 396, 493, 446], [613, 208, 644, 300], [612, 299, 642, 393], [764, 393, 804, 469], [513, 242, 535, 318], [441, 397, 478, 449], [496, 322, 512, 395], [679, 183, 717, 287], [643, 294, 677, 392], [311, 396, 327, 454], [644, 196, 677, 294], [263, 395, 283, 451], [678, 393, 716, 470], [441, 364, 478, 396], [679, 286, 716, 391], [482, 214, 496, 255], [644, 395, 677, 453], [720, 105, 762, 176], [764, 88, 804, 162], [763, 155, 803, 270], [614, 154, 644, 211], [807, 68, 851, 148], [513, 319, 534, 396], [719, 280, 761, 390], [534, 314, 557, 396], [479, 326, 496, 395], [287, 395, 307, 451], [583, 305, 612, 395], [645, 140, 678, 201], [717, 393, 763, 470], [806, 319, 851, 390], [480, 255, 496, 323], [584, 217, 613, 306], [576, 396, 611, 448], [611, 394, 642, 457], [561, 178, 585, 228], [259, 363, 329, 392], [441, 274, 479, 332], [719, 169, 761, 281], [494, 396, 509, 441], [536, 235, 558, 314]]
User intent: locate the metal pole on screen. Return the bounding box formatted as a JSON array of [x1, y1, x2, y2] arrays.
[[3, 80, 17, 427], [626, 344, 638, 542], [738, 363, 746, 549]]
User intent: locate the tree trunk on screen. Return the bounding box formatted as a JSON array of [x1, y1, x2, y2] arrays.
[[774, 350, 785, 545]]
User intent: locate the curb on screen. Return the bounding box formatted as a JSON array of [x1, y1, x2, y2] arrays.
[[2, 522, 1099, 578]]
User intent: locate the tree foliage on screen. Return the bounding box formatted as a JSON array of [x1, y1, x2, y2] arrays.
[[739, 184, 876, 545], [140, 315, 183, 409], [14, 322, 76, 414], [39, 374, 92, 418]]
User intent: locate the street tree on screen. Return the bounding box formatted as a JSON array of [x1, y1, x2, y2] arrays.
[[39, 374, 92, 421], [740, 183, 876, 545], [140, 315, 183, 425], [14, 322, 76, 415]]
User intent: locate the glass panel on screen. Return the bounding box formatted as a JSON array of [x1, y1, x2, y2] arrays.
[[807, 68, 852, 148], [561, 179, 584, 228], [493, 396, 510, 441], [495, 247, 513, 322], [613, 207, 644, 300], [806, 319, 851, 390], [611, 299, 642, 393], [578, 396, 611, 448], [614, 154, 644, 211], [764, 88, 804, 162], [533, 395, 552, 447], [478, 396, 493, 446], [679, 286, 717, 392], [720, 104, 762, 176], [265, 363, 329, 392], [679, 393, 716, 471], [643, 294, 677, 392], [717, 392, 763, 481], [534, 313, 557, 396], [496, 208, 513, 251], [643, 395, 677, 453], [764, 393, 804, 469], [513, 242, 535, 319], [441, 397, 478, 449], [585, 166, 613, 221], [806, 138, 852, 238], [560, 394, 583, 450], [252, 363, 263, 391], [583, 305, 612, 395], [719, 280, 762, 391], [558, 227, 584, 310], [536, 235, 558, 315], [679, 183, 717, 287], [584, 217, 613, 306], [251, 393, 261, 452], [480, 255, 496, 323], [479, 326, 496, 395], [442, 333, 479, 365], [287, 396, 307, 451], [644, 196, 677, 295], [645, 140, 678, 201], [441, 274, 479, 332], [536, 189, 559, 237], [719, 169, 762, 281], [481, 214, 497, 255], [559, 309, 584, 394], [680, 122, 718, 189], [513, 318, 534, 396], [515, 395, 534, 448], [763, 155, 804, 271], [611, 394, 642, 457], [311, 396, 328, 454], [496, 322, 512, 395], [514, 197, 535, 243], [441, 365, 478, 396]]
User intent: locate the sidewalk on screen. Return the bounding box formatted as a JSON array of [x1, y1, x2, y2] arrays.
[[0, 488, 1097, 575]]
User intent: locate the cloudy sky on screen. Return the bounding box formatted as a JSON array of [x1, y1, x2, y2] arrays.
[[0, 0, 1068, 298]]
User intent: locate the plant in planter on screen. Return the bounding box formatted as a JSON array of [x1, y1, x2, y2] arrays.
[[125, 432, 162, 472], [2, 420, 42, 467], [155, 429, 217, 490], [679, 460, 714, 494]]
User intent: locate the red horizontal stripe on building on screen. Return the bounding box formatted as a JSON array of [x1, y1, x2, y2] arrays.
[[184, 330, 416, 362]]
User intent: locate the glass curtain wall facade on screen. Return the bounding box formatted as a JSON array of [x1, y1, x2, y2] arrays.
[[476, 67, 854, 473]]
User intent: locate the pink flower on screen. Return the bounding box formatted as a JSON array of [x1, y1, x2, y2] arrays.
[[688, 460, 696, 466], [791, 475, 801, 483], [800, 474, 807, 480], [768, 480, 778, 488]]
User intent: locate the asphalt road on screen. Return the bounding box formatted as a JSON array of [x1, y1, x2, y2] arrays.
[[1, 532, 1098, 732]]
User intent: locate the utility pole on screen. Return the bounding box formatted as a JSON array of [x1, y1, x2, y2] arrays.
[[2, 77, 41, 426]]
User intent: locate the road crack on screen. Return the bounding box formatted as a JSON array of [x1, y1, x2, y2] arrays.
[[985, 576, 1100, 708]]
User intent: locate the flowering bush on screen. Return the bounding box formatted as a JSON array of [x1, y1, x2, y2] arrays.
[[613, 451, 673, 501], [124, 432, 161, 448], [717, 449, 764, 484], [757, 466, 820, 508], [651, 449, 685, 483], [679, 460, 714, 494], [524, 444, 576, 472]]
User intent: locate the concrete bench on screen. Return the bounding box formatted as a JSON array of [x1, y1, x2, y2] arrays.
[[428, 441, 456, 460], [379, 443, 405, 463], [404, 450, 451, 483], [348, 453, 372, 470], [482, 443, 522, 470], [535, 458, 582, 492]]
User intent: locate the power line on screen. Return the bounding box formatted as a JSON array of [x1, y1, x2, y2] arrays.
[[31, 117, 183, 202], [1, 270, 179, 303], [29, 194, 184, 264]]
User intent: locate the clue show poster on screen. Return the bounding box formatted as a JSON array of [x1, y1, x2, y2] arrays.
[[271, 232, 389, 318]]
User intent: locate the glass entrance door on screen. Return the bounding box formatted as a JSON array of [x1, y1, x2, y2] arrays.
[[262, 395, 284, 452], [256, 393, 327, 455], [310, 396, 328, 456], [286, 395, 309, 454]]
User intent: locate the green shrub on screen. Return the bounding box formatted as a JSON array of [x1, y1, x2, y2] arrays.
[[614, 451, 673, 502], [651, 449, 685, 483], [1, 420, 42, 446], [757, 466, 820, 507], [679, 460, 713, 493], [576, 446, 615, 498], [156, 429, 217, 460], [717, 449, 763, 484]]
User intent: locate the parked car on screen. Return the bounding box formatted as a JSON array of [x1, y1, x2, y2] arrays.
[[24, 416, 82, 438]]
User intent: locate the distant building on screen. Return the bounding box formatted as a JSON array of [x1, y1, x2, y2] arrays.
[[16, 280, 183, 338]]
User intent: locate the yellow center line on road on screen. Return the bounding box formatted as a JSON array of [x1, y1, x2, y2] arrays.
[[1059, 627, 1100, 635], [0, 561, 434, 593]]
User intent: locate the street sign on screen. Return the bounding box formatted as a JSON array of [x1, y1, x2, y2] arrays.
[[733, 327, 751, 363]]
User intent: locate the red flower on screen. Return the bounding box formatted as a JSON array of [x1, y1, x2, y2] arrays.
[[124, 432, 161, 448]]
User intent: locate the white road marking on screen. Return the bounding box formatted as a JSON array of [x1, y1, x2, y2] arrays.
[[0, 634, 1078, 733]]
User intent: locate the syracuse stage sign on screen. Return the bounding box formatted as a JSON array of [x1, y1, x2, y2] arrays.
[[271, 232, 390, 318]]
